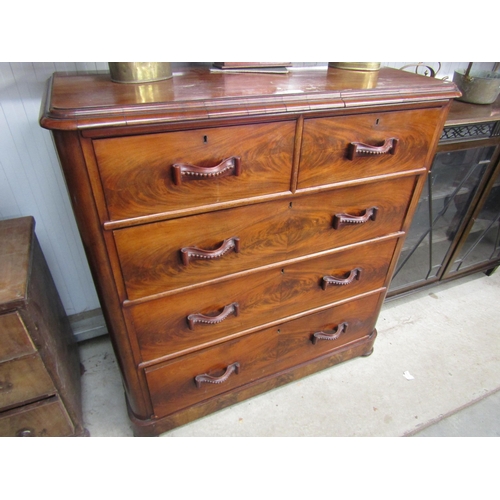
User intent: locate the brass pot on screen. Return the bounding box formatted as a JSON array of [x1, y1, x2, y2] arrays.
[[328, 62, 381, 72], [108, 62, 172, 83]]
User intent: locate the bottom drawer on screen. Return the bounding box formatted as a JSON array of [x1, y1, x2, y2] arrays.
[[0, 397, 75, 437], [146, 328, 279, 418], [145, 291, 383, 419]]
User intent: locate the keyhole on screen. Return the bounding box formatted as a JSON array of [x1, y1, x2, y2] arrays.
[[375, 118, 380, 125], [203, 135, 208, 143]]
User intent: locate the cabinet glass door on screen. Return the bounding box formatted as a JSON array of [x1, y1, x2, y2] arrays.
[[389, 145, 495, 294], [446, 167, 500, 275]]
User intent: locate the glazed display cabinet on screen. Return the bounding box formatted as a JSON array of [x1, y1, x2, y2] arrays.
[[388, 97, 500, 298]]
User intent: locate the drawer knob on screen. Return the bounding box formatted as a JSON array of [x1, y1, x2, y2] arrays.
[[181, 237, 240, 266], [187, 302, 239, 330], [322, 268, 362, 290], [16, 428, 35, 437], [348, 138, 398, 160], [312, 322, 348, 344], [195, 362, 240, 388], [333, 207, 378, 229], [172, 156, 241, 185]]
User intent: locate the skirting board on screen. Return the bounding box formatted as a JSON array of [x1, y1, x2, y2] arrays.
[[69, 308, 107, 343]]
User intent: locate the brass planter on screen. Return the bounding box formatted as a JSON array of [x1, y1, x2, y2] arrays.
[[108, 62, 172, 83], [328, 62, 381, 72]]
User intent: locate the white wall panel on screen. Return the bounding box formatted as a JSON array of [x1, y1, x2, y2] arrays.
[[1, 61, 497, 324]]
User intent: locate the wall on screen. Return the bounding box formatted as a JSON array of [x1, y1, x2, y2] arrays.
[[0, 61, 496, 338]]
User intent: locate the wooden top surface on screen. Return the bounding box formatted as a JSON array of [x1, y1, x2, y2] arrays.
[[445, 96, 500, 126], [0, 217, 34, 309], [40, 66, 460, 131]]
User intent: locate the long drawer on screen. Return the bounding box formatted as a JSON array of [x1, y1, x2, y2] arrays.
[[298, 108, 442, 189], [115, 176, 415, 300], [93, 121, 296, 221], [129, 237, 398, 362], [145, 291, 382, 418]]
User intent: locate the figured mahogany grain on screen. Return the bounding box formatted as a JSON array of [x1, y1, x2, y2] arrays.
[[275, 291, 382, 370], [145, 327, 279, 417], [93, 121, 296, 221], [115, 176, 415, 300], [298, 108, 443, 189], [129, 237, 398, 363]]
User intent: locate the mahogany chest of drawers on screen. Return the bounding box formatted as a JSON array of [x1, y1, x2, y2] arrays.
[[40, 66, 459, 436], [0, 217, 86, 436]]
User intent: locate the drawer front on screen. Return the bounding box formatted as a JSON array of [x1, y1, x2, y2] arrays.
[[298, 108, 442, 189], [145, 292, 383, 419], [0, 397, 74, 437], [130, 237, 397, 362], [0, 312, 35, 363], [145, 327, 279, 417], [0, 354, 55, 410], [116, 176, 414, 300], [94, 121, 296, 221], [275, 291, 382, 371]]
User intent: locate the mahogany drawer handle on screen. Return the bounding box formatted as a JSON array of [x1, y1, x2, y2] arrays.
[[333, 207, 378, 230], [187, 302, 239, 330], [322, 268, 361, 290], [195, 362, 240, 388], [347, 138, 398, 160], [312, 322, 348, 344], [172, 156, 241, 185], [181, 237, 240, 266]]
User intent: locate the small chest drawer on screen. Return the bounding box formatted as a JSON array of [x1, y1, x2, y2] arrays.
[[0, 397, 75, 437], [0, 354, 55, 410], [115, 176, 414, 300], [0, 312, 35, 363], [145, 327, 279, 418], [129, 237, 397, 362], [94, 121, 296, 221], [298, 108, 442, 189]]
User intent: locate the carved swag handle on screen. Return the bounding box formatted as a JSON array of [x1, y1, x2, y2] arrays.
[[311, 322, 348, 344], [348, 138, 398, 160], [181, 237, 240, 266], [172, 156, 241, 185], [195, 362, 240, 388]]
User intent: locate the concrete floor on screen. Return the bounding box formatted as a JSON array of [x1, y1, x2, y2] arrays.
[[78, 270, 500, 437]]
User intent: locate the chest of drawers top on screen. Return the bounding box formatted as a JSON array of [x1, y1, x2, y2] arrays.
[[40, 66, 459, 131]]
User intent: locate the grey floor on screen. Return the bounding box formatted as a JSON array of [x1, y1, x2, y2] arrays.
[[78, 270, 500, 437]]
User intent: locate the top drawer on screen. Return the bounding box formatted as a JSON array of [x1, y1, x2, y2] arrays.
[[298, 108, 442, 189], [93, 121, 296, 221]]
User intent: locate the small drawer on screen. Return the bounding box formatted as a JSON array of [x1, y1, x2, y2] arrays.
[[129, 237, 397, 362], [275, 291, 382, 371], [0, 354, 55, 410], [145, 328, 278, 417], [115, 176, 415, 301], [298, 108, 442, 189], [0, 312, 35, 363], [94, 121, 296, 221], [0, 397, 74, 437]]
